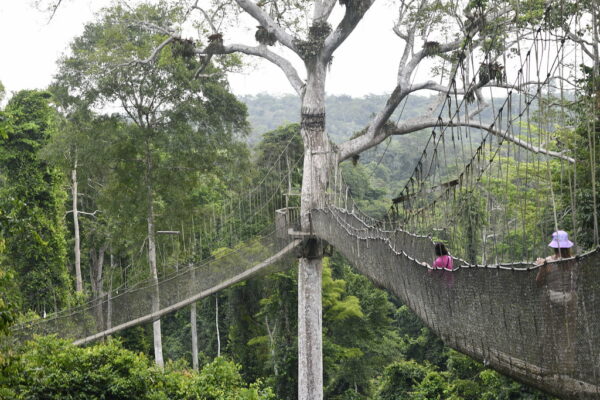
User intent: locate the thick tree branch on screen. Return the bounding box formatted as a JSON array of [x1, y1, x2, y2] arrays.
[[566, 32, 595, 59], [402, 39, 463, 80], [116, 24, 176, 68], [399, 3, 512, 81], [427, 119, 574, 163], [337, 86, 408, 161], [408, 81, 455, 93], [322, 0, 376, 61], [408, 78, 569, 96], [338, 116, 574, 163], [340, 33, 466, 159], [199, 43, 304, 95], [395, 0, 431, 78], [397, 31, 416, 80], [341, 2, 521, 164], [234, 0, 297, 51]]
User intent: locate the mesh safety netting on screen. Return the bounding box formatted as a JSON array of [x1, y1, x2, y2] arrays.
[[13, 215, 301, 345], [312, 206, 600, 400]]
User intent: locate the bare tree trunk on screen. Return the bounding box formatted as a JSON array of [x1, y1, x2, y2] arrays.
[[191, 266, 198, 370], [191, 301, 199, 370], [298, 63, 329, 400], [146, 142, 164, 368], [71, 157, 83, 293], [215, 295, 221, 357], [298, 248, 324, 400], [90, 243, 107, 331], [107, 252, 114, 332], [148, 206, 164, 367], [191, 219, 199, 370]]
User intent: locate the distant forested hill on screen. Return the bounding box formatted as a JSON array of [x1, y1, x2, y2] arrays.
[[240, 93, 436, 144]]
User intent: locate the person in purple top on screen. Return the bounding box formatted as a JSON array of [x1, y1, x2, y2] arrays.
[[433, 242, 453, 270]]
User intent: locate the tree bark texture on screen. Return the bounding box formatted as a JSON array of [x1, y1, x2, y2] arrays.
[[146, 145, 164, 368], [71, 162, 83, 293], [298, 247, 323, 400], [191, 301, 199, 370], [90, 244, 107, 330], [215, 296, 221, 357], [298, 65, 330, 400]]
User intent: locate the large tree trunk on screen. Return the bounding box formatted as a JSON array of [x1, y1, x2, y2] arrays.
[[71, 157, 83, 293], [89, 243, 107, 331], [107, 252, 114, 332], [146, 143, 164, 368], [298, 254, 323, 399], [191, 268, 198, 370], [148, 201, 164, 367], [298, 62, 330, 400]]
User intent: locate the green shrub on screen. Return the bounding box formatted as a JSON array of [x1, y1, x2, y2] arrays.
[[0, 336, 276, 400]]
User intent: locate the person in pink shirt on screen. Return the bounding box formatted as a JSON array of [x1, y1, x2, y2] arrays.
[[433, 242, 453, 270]]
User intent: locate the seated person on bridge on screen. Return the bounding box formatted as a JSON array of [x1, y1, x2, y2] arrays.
[[535, 230, 574, 265], [433, 242, 453, 270]]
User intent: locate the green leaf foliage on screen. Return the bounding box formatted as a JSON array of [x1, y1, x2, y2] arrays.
[[0, 336, 275, 400], [0, 90, 72, 313], [375, 359, 429, 399]]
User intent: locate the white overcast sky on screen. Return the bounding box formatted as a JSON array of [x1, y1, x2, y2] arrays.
[[0, 1, 409, 99]]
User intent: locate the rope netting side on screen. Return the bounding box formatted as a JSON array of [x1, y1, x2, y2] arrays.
[[14, 217, 301, 343], [310, 206, 600, 399]]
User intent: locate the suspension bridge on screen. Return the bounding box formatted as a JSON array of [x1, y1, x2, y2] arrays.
[[12, 4, 600, 400]]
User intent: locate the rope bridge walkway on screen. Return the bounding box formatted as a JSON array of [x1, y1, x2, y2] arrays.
[[312, 205, 600, 399], [16, 223, 302, 345]]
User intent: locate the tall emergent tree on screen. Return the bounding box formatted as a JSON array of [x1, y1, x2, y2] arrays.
[[0, 90, 72, 314], [54, 3, 249, 367], [122, 0, 575, 397], [41, 103, 124, 331], [42, 100, 101, 296]]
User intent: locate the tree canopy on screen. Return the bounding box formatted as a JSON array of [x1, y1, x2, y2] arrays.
[[0, 90, 72, 313]]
